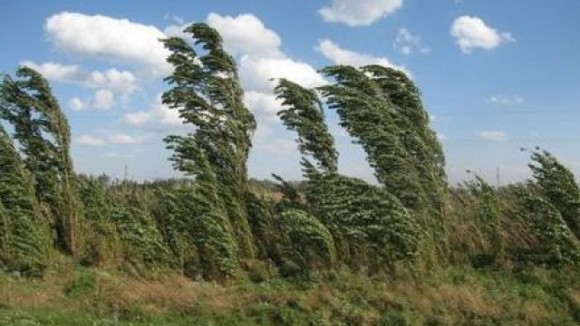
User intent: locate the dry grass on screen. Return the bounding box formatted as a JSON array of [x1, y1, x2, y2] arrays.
[[0, 265, 577, 325], [100, 274, 201, 314]]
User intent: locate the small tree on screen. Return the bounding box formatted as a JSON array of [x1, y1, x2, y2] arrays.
[[161, 23, 258, 277], [279, 209, 335, 270], [0, 67, 82, 256], [0, 124, 50, 274], [317, 65, 448, 262], [518, 193, 579, 265], [529, 148, 580, 239], [274, 76, 420, 272]]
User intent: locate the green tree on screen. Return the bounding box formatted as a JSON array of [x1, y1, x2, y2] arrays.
[[161, 23, 258, 277], [275, 78, 338, 173], [529, 148, 580, 239], [518, 193, 579, 265], [462, 175, 503, 266], [0, 67, 82, 256], [318, 65, 447, 259], [275, 77, 420, 272], [279, 209, 335, 270], [0, 124, 50, 274]]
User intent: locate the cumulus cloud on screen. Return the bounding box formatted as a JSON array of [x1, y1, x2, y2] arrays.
[[93, 89, 115, 110], [244, 91, 283, 120], [75, 135, 106, 147], [85, 69, 137, 95], [107, 134, 148, 145], [74, 133, 148, 147], [488, 95, 523, 106], [67, 88, 126, 112], [22, 60, 138, 102], [393, 28, 430, 55], [207, 13, 326, 122], [239, 55, 326, 92], [206, 13, 282, 57], [68, 98, 86, 111], [451, 16, 515, 53], [316, 39, 409, 74], [479, 131, 507, 142], [124, 94, 185, 131], [319, 0, 403, 26], [20, 61, 81, 81], [45, 12, 171, 74]]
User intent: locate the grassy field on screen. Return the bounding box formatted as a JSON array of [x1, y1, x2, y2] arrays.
[[1, 262, 578, 325]]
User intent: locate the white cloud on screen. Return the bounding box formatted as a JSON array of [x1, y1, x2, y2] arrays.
[[451, 16, 515, 53], [393, 28, 430, 55], [68, 97, 87, 111], [74, 133, 148, 147], [479, 131, 507, 142], [255, 139, 296, 154], [85, 69, 137, 95], [45, 12, 171, 75], [75, 135, 106, 147], [93, 89, 115, 110], [244, 91, 283, 120], [316, 39, 409, 75], [107, 134, 148, 145], [207, 13, 282, 57], [20, 61, 80, 81], [488, 95, 523, 106], [21, 61, 138, 101], [239, 55, 327, 92], [124, 94, 185, 131], [207, 13, 326, 122], [319, 0, 403, 26], [163, 23, 191, 40]]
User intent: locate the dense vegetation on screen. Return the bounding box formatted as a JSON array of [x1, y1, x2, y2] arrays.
[[0, 23, 578, 325]]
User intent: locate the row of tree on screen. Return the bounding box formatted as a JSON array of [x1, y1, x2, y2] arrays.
[[0, 23, 578, 278]]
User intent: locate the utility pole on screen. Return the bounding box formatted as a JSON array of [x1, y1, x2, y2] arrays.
[[496, 165, 500, 189]]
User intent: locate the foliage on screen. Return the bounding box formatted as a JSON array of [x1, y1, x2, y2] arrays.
[[161, 23, 259, 277], [306, 170, 420, 271], [0, 125, 50, 274], [275, 79, 338, 173], [317, 65, 448, 260], [1, 22, 579, 295], [529, 148, 580, 239], [516, 193, 579, 266], [453, 175, 503, 267], [318, 65, 446, 213], [278, 209, 335, 270], [0, 67, 82, 256], [154, 184, 237, 278]]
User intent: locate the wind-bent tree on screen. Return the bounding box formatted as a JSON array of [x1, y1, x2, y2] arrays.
[[275, 78, 420, 272], [518, 193, 579, 265], [278, 209, 336, 270], [161, 23, 257, 277], [275, 79, 338, 173], [0, 67, 82, 256], [318, 65, 448, 259], [529, 149, 580, 239], [459, 175, 503, 266], [0, 124, 50, 274]]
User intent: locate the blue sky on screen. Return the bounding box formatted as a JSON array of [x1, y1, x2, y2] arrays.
[[1, 0, 579, 184]]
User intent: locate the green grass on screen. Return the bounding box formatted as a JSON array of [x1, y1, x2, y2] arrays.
[[1, 265, 578, 325]]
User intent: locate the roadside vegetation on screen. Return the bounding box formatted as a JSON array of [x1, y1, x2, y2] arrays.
[[0, 23, 578, 325]]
